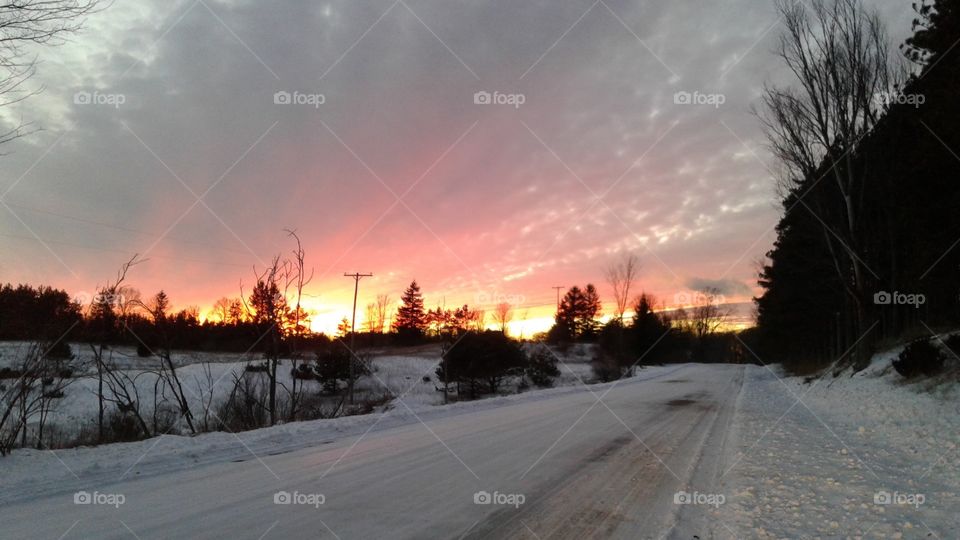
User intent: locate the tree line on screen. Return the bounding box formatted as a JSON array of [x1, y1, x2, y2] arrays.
[[753, 0, 960, 373]]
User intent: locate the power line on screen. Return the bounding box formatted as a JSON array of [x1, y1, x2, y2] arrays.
[[3, 201, 252, 256], [0, 232, 249, 268]]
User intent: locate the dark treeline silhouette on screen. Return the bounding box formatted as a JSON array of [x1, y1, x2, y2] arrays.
[[0, 282, 332, 353], [545, 281, 753, 381], [754, 0, 960, 372]]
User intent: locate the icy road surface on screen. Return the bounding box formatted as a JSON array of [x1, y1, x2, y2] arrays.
[[4, 364, 744, 539]]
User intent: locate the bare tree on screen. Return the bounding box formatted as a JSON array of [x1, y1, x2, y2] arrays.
[[211, 297, 231, 323], [88, 255, 141, 442], [605, 253, 640, 323], [0, 0, 102, 145], [282, 230, 312, 421], [238, 231, 312, 426], [363, 302, 379, 333], [374, 294, 391, 333], [689, 288, 729, 339], [757, 0, 897, 365], [0, 341, 76, 454], [471, 309, 486, 332], [129, 291, 196, 435], [493, 302, 513, 334]]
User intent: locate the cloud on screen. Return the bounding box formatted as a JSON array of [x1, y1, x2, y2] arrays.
[[684, 277, 752, 297], [0, 0, 914, 323]]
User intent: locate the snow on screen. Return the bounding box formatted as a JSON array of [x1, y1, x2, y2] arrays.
[[1, 340, 958, 538], [721, 351, 960, 538], [1, 342, 594, 443]]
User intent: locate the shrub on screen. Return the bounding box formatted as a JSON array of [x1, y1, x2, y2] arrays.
[[107, 410, 145, 442], [244, 362, 269, 373], [0, 367, 22, 379], [591, 353, 622, 382], [314, 345, 370, 394], [893, 339, 945, 378], [136, 342, 153, 357], [44, 341, 73, 360], [290, 363, 316, 381], [526, 346, 561, 387], [438, 331, 526, 398]]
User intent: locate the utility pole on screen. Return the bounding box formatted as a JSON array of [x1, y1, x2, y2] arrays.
[[552, 286, 565, 314], [344, 272, 372, 404]]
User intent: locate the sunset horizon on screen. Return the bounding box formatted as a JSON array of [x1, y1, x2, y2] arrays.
[[2, 0, 957, 537]]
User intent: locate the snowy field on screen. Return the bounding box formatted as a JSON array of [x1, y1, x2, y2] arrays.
[[0, 341, 595, 448]]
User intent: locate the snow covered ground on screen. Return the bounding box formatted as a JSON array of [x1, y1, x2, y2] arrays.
[[1, 344, 958, 539], [719, 353, 960, 538], [0, 341, 595, 445]]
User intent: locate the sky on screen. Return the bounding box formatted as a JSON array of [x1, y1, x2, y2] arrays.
[[0, 0, 913, 335]]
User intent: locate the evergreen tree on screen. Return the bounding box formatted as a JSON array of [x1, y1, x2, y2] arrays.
[[553, 284, 602, 341], [393, 280, 427, 341], [902, 0, 960, 66]]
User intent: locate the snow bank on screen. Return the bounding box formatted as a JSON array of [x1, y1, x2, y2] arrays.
[[722, 348, 960, 538]]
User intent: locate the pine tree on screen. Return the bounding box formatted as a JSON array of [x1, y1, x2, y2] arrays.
[[153, 290, 169, 322], [553, 284, 602, 341], [393, 280, 427, 341], [902, 0, 959, 66]]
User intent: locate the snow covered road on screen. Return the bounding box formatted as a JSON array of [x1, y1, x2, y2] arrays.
[[1, 364, 745, 539]]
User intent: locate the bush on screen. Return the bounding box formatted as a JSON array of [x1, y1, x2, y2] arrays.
[[107, 410, 145, 442], [526, 346, 560, 387], [591, 353, 622, 382], [136, 342, 153, 357], [314, 345, 370, 394], [291, 363, 316, 381], [44, 341, 73, 360], [437, 331, 526, 398], [893, 339, 945, 378], [244, 362, 269, 373]]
